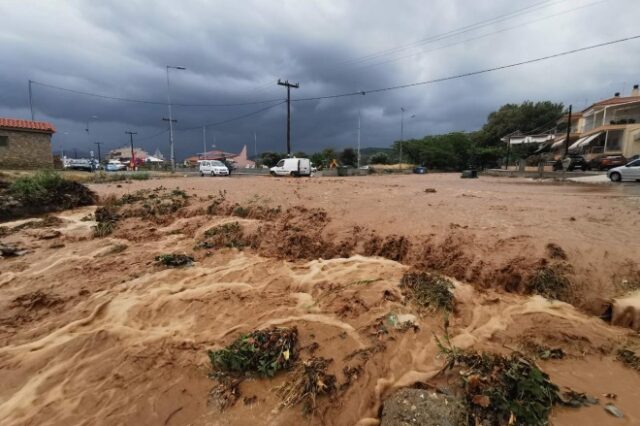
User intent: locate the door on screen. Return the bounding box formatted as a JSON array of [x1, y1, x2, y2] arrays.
[[627, 159, 640, 179]]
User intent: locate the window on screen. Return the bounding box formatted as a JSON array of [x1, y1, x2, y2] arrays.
[[628, 159, 640, 167], [0, 135, 8, 146], [212, 160, 224, 166], [276, 160, 285, 167], [605, 130, 624, 152]]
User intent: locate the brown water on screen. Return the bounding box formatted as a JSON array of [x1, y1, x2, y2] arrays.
[[2, 180, 640, 425]]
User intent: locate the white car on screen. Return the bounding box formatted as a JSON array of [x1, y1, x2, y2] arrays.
[[608, 159, 640, 182], [199, 160, 229, 176], [270, 158, 312, 177], [105, 160, 127, 171]]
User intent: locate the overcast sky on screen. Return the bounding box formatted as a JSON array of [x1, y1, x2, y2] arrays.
[[1, 0, 639, 159]]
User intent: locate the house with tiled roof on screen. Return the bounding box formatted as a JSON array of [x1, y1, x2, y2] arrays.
[[0, 117, 56, 169], [549, 86, 640, 161]]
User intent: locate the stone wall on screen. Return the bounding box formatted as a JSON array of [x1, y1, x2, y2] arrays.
[[0, 129, 53, 169]]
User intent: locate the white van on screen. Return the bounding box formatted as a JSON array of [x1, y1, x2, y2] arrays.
[[270, 158, 312, 177], [199, 160, 229, 176]]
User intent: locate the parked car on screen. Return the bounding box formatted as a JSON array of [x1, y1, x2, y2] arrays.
[[199, 160, 229, 176], [105, 160, 127, 171], [607, 159, 640, 182], [552, 155, 587, 171], [270, 158, 312, 177], [63, 158, 93, 172], [588, 155, 627, 171]]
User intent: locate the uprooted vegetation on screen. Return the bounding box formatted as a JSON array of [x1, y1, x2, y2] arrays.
[[209, 327, 298, 378], [440, 347, 560, 425], [200, 222, 246, 249], [400, 271, 455, 312], [617, 348, 640, 372], [154, 253, 194, 267], [527, 262, 572, 301], [208, 327, 298, 412], [0, 171, 96, 221], [276, 357, 337, 415]]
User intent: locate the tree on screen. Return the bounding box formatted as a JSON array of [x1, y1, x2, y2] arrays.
[[393, 132, 475, 170], [339, 148, 358, 167], [475, 101, 564, 147], [369, 152, 389, 164], [259, 152, 284, 168]]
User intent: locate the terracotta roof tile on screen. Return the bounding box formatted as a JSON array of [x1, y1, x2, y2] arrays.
[[585, 96, 640, 110], [0, 118, 56, 133]]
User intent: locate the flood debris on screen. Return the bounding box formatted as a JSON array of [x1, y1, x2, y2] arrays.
[[604, 403, 624, 418], [11, 290, 64, 311], [202, 222, 246, 249], [616, 348, 640, 371], [522, 342, 566, 360], [208, 376, 242, 412], [400, 271, 455, 312], [208, 327, 298, 377], [154, 253, 194, 267], [0, 242, 28, 257], [546, 243, 568, 260], [527, 262, 571, 301], [276, 357, 337, 415]]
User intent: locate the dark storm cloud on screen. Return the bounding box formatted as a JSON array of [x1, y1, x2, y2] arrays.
[[1, 0, 639, 159]]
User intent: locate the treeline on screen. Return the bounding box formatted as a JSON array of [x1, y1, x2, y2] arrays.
[[257, 101, 565, 170]]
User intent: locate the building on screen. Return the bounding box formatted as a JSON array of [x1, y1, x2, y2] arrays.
[[184, 145, 255, 168], [0, 118, 56, 169], [109, 146, 150, 162], [550, 86, 640, 160]]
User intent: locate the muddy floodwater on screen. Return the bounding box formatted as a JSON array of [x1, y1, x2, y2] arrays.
[[1, 174, 639, 425]]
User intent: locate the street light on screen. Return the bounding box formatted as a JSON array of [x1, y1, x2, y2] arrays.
[[357, 91, 366, 169], [166, 65, 186, 171], [399, 108, 416, 171]]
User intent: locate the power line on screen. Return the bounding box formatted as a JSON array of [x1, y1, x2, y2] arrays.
[[338, 0, 565, 67], [346, 0, 608, 73], [293, 34, 640, 103], [29, 80, 283, 107], [177, 100, 286, 132]]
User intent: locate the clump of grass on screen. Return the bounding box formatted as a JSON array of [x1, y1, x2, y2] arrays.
[[93, 201, 120, 238], [202, 222, 245, 249], [129, 172, 150, 180], [93, 221, 114, 238], [617, 348, 640, 371], [276, 357, 337, 415], [154, 253, 194, 267], [209, 327, 298, 378], [5, 171, 95, 213], [528, 264, 571, 301], [400, 271, 455, 312], [232, 205, 250, 218], [206, 190, 227, 214]]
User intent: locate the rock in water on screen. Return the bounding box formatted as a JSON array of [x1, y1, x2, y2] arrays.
[[381, 388, 466, 426]]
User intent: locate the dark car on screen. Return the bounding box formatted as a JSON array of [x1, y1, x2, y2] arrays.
[[553, 155, 587, 171], [588, 155, 627, 171]]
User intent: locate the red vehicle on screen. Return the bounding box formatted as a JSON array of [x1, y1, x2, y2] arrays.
[[587, 155, 627, 171]]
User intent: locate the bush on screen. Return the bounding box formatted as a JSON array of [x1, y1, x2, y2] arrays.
[[369, 152, 389, 165], [400, 271, 455, 312]]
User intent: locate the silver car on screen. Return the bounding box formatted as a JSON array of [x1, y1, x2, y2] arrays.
[[608, 159, 640, 182]]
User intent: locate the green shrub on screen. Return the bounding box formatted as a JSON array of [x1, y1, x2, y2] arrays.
[[400, 271, 455, 312]]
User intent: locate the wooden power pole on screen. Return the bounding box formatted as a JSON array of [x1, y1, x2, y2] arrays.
[[277, 79, 299, 155]]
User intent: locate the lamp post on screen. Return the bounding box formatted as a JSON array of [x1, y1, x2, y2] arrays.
[[85, 115, 98, 146], [357, 91, 365, 169], [399, 108, 416, 171], [166, 65, 186, 171]]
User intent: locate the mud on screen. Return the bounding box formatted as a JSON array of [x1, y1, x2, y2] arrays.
[[1, 174, 640, 425]]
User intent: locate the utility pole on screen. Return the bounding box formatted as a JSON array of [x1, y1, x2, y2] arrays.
[[400, 107, 405, 171], [202, 126, 207, 160], [162, 117, 177, 163], [254, 132, 257, 162], [357, 91, 365, 169], [125, 130, 138, 169], [277, 79, 299, 155], [166, 65, 186, 171], [28, 80, 34, 121], [94, 141, 103, 164], [564, 104, 572, 157]]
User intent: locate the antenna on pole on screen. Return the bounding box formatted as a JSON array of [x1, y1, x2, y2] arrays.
[[28, 80, 35, 121]]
